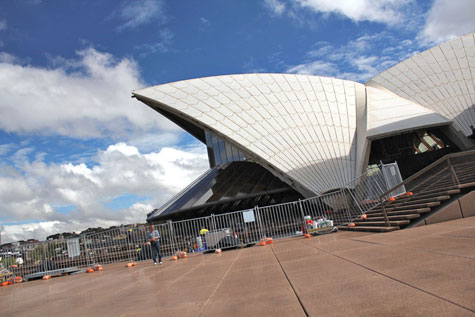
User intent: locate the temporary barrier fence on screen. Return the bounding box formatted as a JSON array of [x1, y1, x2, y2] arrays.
[[0, 162, 401, 283]]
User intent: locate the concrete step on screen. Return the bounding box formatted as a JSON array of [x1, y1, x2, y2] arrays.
[[405, 189, 460, 200], [364, 214, 420, 221], [353, 220, 410, 226], [458, 182, 475, 189], [370, 202, 440, 212], [366, 208, 431, 216], [338, 226, 400, 232], [386, 195, 450, 207]]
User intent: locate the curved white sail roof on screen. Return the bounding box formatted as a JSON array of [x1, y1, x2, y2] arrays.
[[368, 32, 475, 136], [134, 33, 475, 196], [134, 74, 363, 195], [365, 84, 451, 139]]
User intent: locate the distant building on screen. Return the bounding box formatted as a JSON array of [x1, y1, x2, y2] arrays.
[[133, 33, 475, 222]]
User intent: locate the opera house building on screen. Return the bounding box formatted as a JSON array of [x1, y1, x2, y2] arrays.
[[133, 33, 475, 222]]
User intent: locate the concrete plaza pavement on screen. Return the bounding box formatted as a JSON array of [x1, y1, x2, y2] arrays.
[[1, 216, 474, 316]]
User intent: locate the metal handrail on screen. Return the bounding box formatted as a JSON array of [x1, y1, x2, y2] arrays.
[[377, 149, 475, 227], [378, 149, 475, 199]]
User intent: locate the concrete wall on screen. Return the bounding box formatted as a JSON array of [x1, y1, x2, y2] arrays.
[[417, 190, 475, 226]]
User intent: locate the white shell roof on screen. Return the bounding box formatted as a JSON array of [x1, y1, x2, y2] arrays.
[[365, 84, 451, 138], [134, 74, 362, 195], [134, 33, 475, 196], [368, 32, 475, 136]]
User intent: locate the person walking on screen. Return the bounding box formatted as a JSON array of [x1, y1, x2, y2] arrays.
[[148, 225, 162, 265]]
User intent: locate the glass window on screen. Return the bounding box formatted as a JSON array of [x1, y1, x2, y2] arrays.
[[211, 133, 221, 165], [231, 144, 240, 161], [218, 138, 227, 164], [225, 141, 234, 162], [238, 149, 246, 161], [205, 131, 246, 165], [205, 130, 212, 147]]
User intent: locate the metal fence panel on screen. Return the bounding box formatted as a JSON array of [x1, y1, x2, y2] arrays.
[[382, 162, 406, 197], [1, 161, 410, 283]]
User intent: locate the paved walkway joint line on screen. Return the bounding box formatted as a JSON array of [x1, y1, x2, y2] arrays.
[[270, 244, 310, 317], [198, 249, 242, 316], [301, 240, 475, 314]]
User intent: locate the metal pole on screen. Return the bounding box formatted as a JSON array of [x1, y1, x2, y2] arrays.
[[210, 214, 216, 231], [346, 188, 364, 215], [83, 234, 90, 268], [255, 206, 263, 240], [42, 242, 47, 273], [382, 204, 390, 227], [167, 220, 176, 254], [448, 158, 460, 186]]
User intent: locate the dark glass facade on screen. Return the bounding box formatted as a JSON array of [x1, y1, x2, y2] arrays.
[[148, 161, 303, 222], [369, 127, 460, 178], [205, 131, 246, 167]]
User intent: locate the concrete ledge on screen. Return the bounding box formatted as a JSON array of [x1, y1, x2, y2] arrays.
[[413, 221, 425, 227], [459, 190, 475, 218], [425, 199, 462, 225]]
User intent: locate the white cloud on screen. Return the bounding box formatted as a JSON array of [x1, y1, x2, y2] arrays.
[[0, 48, 179, 139], [266, 0, 414, 26], [135, 28, 174, 56], [264, 0, 286, 16], [0, 52, 17, 63], [0, 142, 208, 243], [0, 20, 6, 31], [11, 147, 35, 168], [298, 0, 412, 25], [0, 143, 15, 156], [286, 60, 336, 75], [286, 32, 421, 82], [421, 0, 475, 44], [127, 132, 182, 153], [115, 0, 165, 31], [2, 221, 61, 242]]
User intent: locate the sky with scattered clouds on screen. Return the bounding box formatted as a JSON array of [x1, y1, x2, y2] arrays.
[[0, 0, 474, 243]]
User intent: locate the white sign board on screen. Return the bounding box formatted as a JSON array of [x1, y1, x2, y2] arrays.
[[243, 209, 255, 223], [67, 238, 81, 258]]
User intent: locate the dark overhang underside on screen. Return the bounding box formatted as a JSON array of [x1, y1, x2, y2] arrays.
[[148, 161, 303, 222]]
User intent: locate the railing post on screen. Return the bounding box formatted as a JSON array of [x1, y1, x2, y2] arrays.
[[167, 220, 176, 253], [298, 199, 305, 218], [255, 206, 265, 240], [448, 158, 460, 186], [382, 204, 390, 227], [346, 188, 364, 215], [42, 242, 47, 272], [83, 234, 91, 268], [298, 199, 307, 236], [210, 214, 216, 231]]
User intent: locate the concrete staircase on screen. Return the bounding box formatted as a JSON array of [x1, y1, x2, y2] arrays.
[[339, 150, 475, 232]]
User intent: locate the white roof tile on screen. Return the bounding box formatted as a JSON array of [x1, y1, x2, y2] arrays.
[[133, 34, 474, 196]]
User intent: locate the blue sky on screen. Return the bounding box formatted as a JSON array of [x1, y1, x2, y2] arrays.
[[0, 0, 474, 243]]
